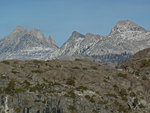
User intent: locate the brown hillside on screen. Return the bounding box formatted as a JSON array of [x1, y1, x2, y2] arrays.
[[0, 59, 149, 113]]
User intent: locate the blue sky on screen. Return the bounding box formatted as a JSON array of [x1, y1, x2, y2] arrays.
[[0, 0, 150, 46]]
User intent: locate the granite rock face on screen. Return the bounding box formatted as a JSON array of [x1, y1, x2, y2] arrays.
[[48, 20, 150, 65], [0, 26, 58, 61]]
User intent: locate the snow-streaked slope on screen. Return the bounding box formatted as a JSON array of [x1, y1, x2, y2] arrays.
[[47, 20, 150, 65], [0, 26, 58, 60], [87, 20, 150, 56], [59, 31, 104, 56], [1, 20, 150, 65]]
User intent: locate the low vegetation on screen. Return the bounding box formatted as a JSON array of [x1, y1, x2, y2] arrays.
[[76, 86, 88, 92], [1, 60, 10, 65], [117, 73, 127, 78], [140, 59, 150, 67], [0, 59, 149, 113], [31, 70, 43, 73], [66, 77, 75, 86]]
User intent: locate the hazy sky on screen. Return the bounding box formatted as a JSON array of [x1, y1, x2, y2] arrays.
[[0, 0, 150, 46]]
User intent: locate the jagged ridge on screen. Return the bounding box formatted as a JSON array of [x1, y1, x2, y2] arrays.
[[0, 20, 150, 65], [46, 20, 150, 65], [0, 26, 58, 60]]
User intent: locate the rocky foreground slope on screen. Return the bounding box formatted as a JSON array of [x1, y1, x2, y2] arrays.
[[122, 47, 150, 80], [0, 58, 150, 113]]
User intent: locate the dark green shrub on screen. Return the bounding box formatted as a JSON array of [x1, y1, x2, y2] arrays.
[[128, 87, 132, 91], [98, 100, 107, 104], [114, 100, 121, 106], [56, 64, 61, 68], [105, 105, 108, 110], [0, 88, 3, 94], [104, 76, 110, 80], [29, 86, 39, 92], [31, 70, 43, 73], [130, 92, 136, 97], [142, 76, 148, 80], [85, 95, 91, 100], [75, 58, 82, 61], [103, 79, 108, 83], [139, 104, 145, 108], [68, 105, 76, 111], [14, 88, 26, 93], [106, 93, 118, 98], [12, 70, 19, 74], [66, 77, 75, 86], [42, 77, 48, 83], [82, 67, 88, 70], [117, 73, 127, 78], [134, 98, 138, 105], [72, 66, 80, 69], [0, 76, 9, 79], [1, 61, 10, 65], [29, 83, 46, 92], [92, 109, 99, 113], [76, 86, 88, 92], [34, 99, 41, 103], [121, 96, 128, 101], [89, 97, 95, 103], [118, 105, 127, 112], [85, 95, 95, 103], [90, 66, 98, 70], [5, 80, 16, 94], [140, 59, 150, 67], [113, 84, 119, 92], [46, 89, 56, 93], [23, 80, 31, 89], [119, 88, 128, 96], [53, 82, 61, 86], [15, 108, 21, 113], [67, 90, 76, 99]]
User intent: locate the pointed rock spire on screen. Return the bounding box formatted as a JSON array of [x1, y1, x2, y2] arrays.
[[71, 31, 85, 38], [13, 25, 26, 33], [48, 35, 58, 48], [30, 28, 45, 39]]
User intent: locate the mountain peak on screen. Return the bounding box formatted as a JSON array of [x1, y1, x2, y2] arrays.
[[48, 35, 58, 48], [13, 25, 26, 33], [30, 28, 41, 35], [30, 28, 40, 33], [85, 33, 96, 37], [30, 28, 45, 39], [109, 20, 146, 36], [71, 31, 85, 38], [116, 20, 137, 26]]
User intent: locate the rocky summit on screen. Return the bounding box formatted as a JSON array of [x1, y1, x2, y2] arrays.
[[45, 20, 150, 65], [0, 26, 58, 61]]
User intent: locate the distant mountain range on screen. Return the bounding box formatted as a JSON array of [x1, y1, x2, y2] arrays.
[[0, 20, 150, 65]]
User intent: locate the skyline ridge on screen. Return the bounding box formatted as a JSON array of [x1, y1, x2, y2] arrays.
[[0, 0, 150, 46], [1, 20, 148, 47]]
